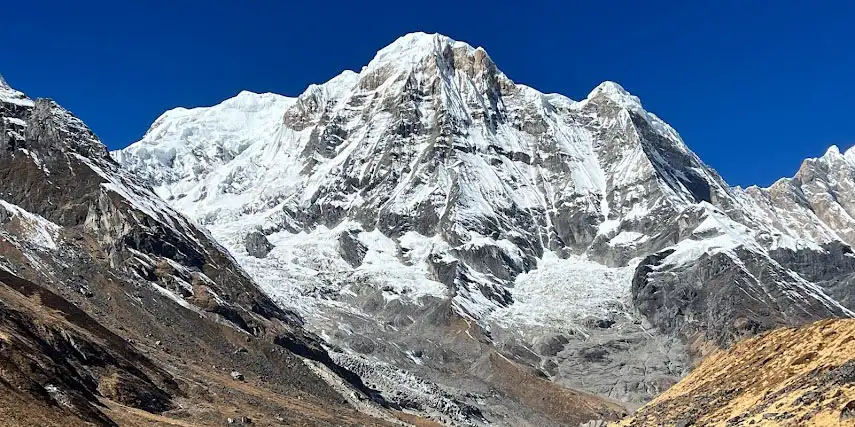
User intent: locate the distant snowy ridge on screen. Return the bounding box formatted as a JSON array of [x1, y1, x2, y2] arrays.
[[738, 144, 855, 246]]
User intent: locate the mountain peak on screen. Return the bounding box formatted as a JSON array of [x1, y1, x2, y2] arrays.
[[816, 144, 855, 167], [365, 32, 483, 72], [0, 75, 33, 108], [586, 80, 642, 109], [845, 145, 855, 163], [819, 144, 855, 169], [824, 144, 841, 157]]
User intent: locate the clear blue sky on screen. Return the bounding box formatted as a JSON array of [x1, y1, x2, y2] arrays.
[[2, 1, 853, 186]]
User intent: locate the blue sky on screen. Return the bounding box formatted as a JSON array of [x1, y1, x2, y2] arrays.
[[1, 1, 853, 186]]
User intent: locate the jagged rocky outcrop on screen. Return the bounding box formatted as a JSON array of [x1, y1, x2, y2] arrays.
[[244, 229, 274, 258], [114, 32, 855, 425], [768, 241, 855, 310], [338, 228, 368, 267], [633, 245, 851, 350], [739, 146, 855, 246]]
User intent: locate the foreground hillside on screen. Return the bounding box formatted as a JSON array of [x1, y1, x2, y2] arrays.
[[0, 270, 401, 427], [618, 319, 855, 427]]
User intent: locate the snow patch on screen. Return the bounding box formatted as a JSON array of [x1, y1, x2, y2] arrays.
[[0, 200, 61, 250], [491, 252, 636, 329]]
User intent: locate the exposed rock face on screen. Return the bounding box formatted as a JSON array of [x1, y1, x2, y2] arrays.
[[338, 229, 367, 267], [633, 246, 850, 349], [113, 32, 854, 425], [244, 230, 274, 258], [617, 319, 855, 427], [769, 241, 855, 311]]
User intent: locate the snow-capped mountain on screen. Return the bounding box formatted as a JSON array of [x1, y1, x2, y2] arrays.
[[115, 32, 855, 425], [117, 33, 743, 312], [739, 145, 855, 246]]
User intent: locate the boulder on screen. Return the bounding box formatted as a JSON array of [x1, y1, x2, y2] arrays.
[[337, 229, 366, 267], [244, 231, 274, 258]]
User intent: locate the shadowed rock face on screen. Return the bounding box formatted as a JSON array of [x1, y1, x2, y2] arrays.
[[0, 270, 175, 427], [245, 230, 274, 258], [632, 247, 851, 350], [337, 229, 367, 267], [769, 241, 855, 311]]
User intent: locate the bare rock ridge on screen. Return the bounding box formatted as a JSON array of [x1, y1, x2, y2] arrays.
[[113, 32, 855, 425]]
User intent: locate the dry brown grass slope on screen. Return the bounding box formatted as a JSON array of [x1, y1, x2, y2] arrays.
[[616, 319, 855, 427]]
